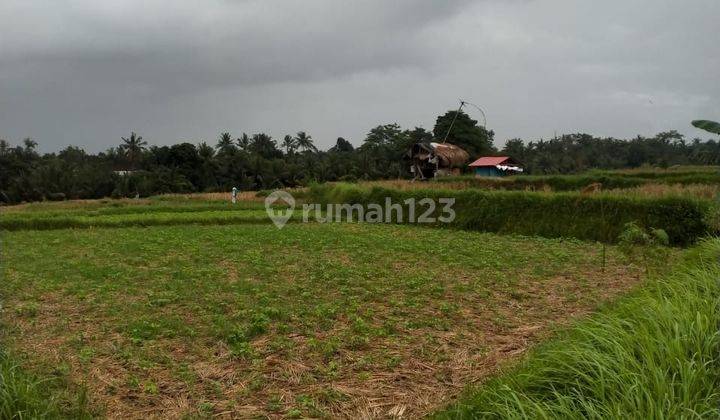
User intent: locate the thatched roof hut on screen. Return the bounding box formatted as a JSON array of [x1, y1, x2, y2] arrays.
[[407, 142, 470, 179], [431, 142, 470, 168]]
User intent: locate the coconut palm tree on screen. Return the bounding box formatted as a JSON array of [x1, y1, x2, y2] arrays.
[[281, 135, 297, 155], [294, 131, 317, 153], [197, 141, 218, 190], [236, 133, 250, 151], [216, 132, 235, 153], [120, 132, 147, 169], [197, 141, 215, 159]]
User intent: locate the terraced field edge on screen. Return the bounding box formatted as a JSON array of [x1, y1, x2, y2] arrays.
[[308, 183, 713, 245]]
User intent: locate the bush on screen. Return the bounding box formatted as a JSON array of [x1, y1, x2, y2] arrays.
[[617, 222, 670, 274]]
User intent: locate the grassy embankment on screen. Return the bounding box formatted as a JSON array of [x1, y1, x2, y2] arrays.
[[433, 168, 720, 191], [4, 182, 714, 244], [308, 183, 714, 245], [0, 200, 275, 231], [435, 238, 720, 418]]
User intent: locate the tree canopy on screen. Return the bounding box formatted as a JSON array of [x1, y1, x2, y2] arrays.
[[433, 110, 495, 157], [2, 111, 719, 203]]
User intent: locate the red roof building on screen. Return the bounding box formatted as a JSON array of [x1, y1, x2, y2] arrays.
[[468, 156, 523, 177], [468, 156, 514, 167]]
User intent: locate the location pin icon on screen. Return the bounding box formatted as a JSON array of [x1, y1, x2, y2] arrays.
[[265, 190, 295, 229]]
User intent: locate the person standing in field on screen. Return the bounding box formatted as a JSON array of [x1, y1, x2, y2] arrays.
[[231, 187, 238, 204]]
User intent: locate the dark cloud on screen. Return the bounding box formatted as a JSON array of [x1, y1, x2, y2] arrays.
[[0, 0, 718, 152]]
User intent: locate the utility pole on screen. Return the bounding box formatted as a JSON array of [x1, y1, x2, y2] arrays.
[[442, 101, 466, 144]]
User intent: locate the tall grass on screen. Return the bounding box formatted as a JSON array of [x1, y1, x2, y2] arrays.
[[150, 191, 264, 202], [0, 350, 92, 418], [362, 180, 720, 200], [0, 200, 273, 231], [0, 351, 62, 418], [433, 172, 720, 191], [0, 209, 278, 231], [435, 239, 720, 419], [589, 166, 720, 177], [309, 184, 713, 245], [603, 183, 720, 199], [2, 201, 263, 216]]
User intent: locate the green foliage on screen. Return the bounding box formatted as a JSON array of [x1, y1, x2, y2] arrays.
[[293, 131, 317, 153], [248, 133, 282, 159], [433, 110, 495, 157], [617, 222, 670, 274], [112, 167, 195, 197], [225, 313, 271, 359], [0, 209, 274, 231], [328, 137, 354, 153], [615, 223, 670, 247], [436, 170, 720, 191], [281, 134, 297, 154], [215, 132, 236, 154], [0, 199, 276, 230], [309, 183, 711, 245], [3, 220, 635, 417], [650, 227, 670, 245], [356, 123, 413, 178], [499, 131, 720, 172], [0, 352, 58, 418], [120, 132, 147, 169], [0, 350, 91, 418], [435, 239, 720, 419], [4, 118, 720, 204], [692, 120, 720, 135]]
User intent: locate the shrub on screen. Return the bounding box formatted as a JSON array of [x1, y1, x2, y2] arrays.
[[617, 222, 670, 274]]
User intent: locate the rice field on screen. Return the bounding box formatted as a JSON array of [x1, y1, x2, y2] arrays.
[[1, 175, 717, 418], [1, 204, 650, 417], [359, 179, 720, 200]]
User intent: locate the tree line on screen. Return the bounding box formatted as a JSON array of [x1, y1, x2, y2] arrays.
[[1, 110, 718, 203]]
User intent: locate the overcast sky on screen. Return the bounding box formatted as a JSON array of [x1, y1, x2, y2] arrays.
[[1, 0, 718, 153]]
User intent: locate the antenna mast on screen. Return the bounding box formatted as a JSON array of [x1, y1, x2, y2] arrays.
[[460, 99, 487, 129], [442, 100, 465, 143], [442, 99, 487, 144]]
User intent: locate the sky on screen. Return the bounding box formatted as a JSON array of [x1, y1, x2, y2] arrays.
[[1, 0, 718, 153]]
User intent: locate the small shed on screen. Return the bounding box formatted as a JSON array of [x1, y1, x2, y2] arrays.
[[468, 156, 523, 177], [407, 142, 470, 180]]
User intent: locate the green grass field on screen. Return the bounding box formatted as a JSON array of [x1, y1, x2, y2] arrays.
[[1, 182, 718, 418], [2, 215, 646, 417]]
